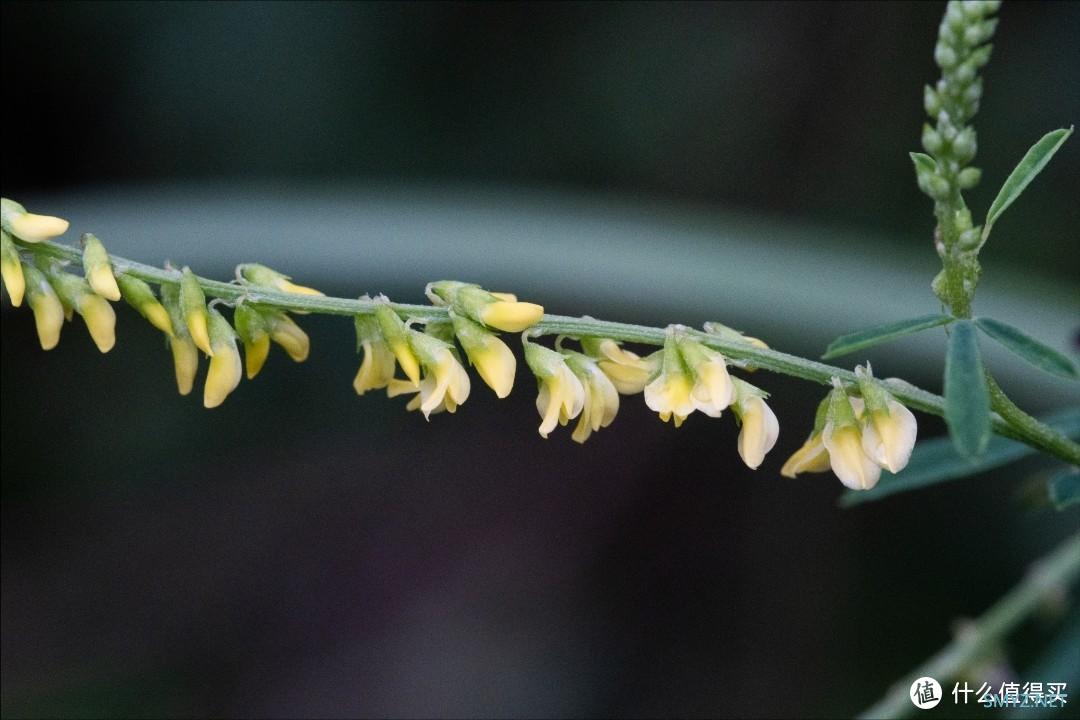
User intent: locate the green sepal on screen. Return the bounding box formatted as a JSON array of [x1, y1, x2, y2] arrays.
[[234, 302, 269, 345], [179, 267, 207, 319]]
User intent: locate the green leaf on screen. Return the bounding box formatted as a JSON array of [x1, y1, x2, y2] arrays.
[[945, 319, 990, 458], [840, 408, 1080, 507], [975, 317, 1079, 381], [1048, 469, 1080, 510], [983, 127, 1073, 241], [822, 314, 953, 360]]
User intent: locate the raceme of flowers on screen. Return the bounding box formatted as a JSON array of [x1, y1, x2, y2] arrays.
[[0, 197, 918, 489]]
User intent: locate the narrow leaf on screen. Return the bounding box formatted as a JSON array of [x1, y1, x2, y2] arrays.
[[822, 314, 953, 360], [1048, 470, 1080, 510], [841, 408, 1080, 506], [944, 320, 990, 458], [983, 127, 1073, 241], [976, 317, 1079, 381]]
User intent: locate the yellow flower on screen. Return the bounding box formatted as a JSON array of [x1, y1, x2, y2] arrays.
[[265, 311, 310, 362], [234, 303, 271, 379], [450, 311, 516, 398], [1, 199, 68, 243], [180, 267, 213, 356], [76, 293, 116, 353], [81, 234, 121, 301], [375, 304, 421, 386], [354, 339, 396, 395], [678, 337, 734, 417], [643, 332, 696, 427], [1, 231, 25, 306], [160, 283, 199, 395], [730, 378, 779, 469], [427, 281, 544, 332], [564, 352, 619, 444], [391, 330, 471, 419], [239, 263, 323, 300], [203, 309, 242, 408], [117, 272, 176, 336], [21, 263, 64, 350], [524, 340, 585, 438], [855, 365, 917, 473], [582, 338, 659, 395], [780, 434, 832, 478], [821, 383, 881, 490]]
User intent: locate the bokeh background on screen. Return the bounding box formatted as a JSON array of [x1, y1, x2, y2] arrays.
[[2, 1, 1078, 717]]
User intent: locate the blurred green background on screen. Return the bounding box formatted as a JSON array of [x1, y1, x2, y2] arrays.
[[2, 1, 1078, 717]]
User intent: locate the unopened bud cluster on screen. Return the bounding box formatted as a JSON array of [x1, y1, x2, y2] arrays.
[[781, 366, 917, 490]]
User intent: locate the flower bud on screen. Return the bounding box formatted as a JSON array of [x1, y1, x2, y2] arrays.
[[923, 85, 942, 117], [952, 127, 977, 164], [234, 302, 271, 379], [730, 379, 779, 470], [81, 234, 121, 301], [921, 124, 943, 154], [160, 283, 199, 395], [0, 198, 69, 243], [180, 267, 213, 355], [239, 263, 323, 300], [203, 308, 242, 408], [1, 230, 25, 307], [450, 310, 516, 398], [117, 273, 174, 336], [375, 303, 421, 385], [21, 262, 64, 350], [427, 280, 544, 332], [44, 265, 115, 353], [524, 339, 585, 438], [957, 166, 981, 190]]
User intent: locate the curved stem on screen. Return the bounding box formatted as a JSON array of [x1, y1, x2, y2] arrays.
[[985, 372, 1080, 466], [18, 238, 1079, 465], [857, 532, 1080, 719]]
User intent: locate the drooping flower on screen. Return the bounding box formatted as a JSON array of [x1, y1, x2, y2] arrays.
[[643, 330, 696, 427], [855, 365, 918, 473], [353, 313, 397, 395], [264, 310, 310, 362], [160, 283, 199, 395], [390, 329, 471, 419], [821, 381, 881, 491], [0, 199, 69, 243], [524, 338, 585, 438], [43, 264, 116, 353], [180, 267, 213, 355], [427, 281, 544, 333], [781, 396, 832, 478], [203, 308, 243, 408], [450, 310, 516, 398], [580, 337, 660, 395], [21, 262, 64, 350], [81, 234, 121, 301], [234, 302, 271, 379], [730, 378, 779, 469], [116, 273, 174, 336], [375, 303, 421, 386], [678, 336, 735, 417], [563, 351, 619, 444], [1, 230, 25, 307]]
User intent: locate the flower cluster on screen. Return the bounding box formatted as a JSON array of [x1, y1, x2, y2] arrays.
[[2, 198, 917, 489], [1, 200, 321, 409], [781, 366, 917, 490]]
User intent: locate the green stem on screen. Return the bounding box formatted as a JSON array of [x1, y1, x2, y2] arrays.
[[18, 237, 1079, 466], [986, 372, 1080, 466], [857, 532, 1080, 719]]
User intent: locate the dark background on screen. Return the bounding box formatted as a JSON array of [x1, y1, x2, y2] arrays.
[[2, 2, 1078, 717]]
